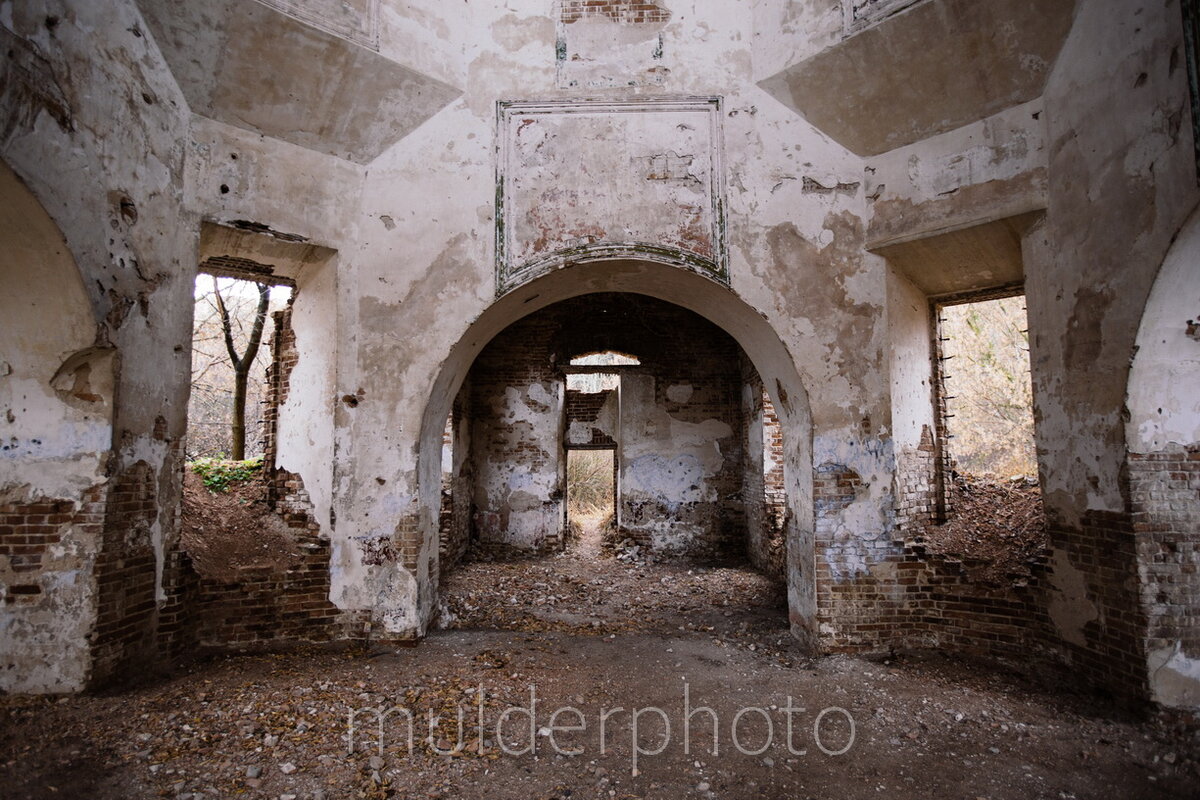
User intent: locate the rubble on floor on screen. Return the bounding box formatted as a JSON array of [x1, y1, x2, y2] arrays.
[[917, 474, 1048, 585], [0, 632, 1196, 799], [181, 471, 300, 581]]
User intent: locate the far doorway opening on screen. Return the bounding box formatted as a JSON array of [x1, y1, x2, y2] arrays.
[[565, 449, 616, 553]]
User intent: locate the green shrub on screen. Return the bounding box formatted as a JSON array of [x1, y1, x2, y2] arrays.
[[189, 456, 264, 492]]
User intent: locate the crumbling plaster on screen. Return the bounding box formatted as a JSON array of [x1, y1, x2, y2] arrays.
[[0, 162, 109, 694], [472, 382, 565, 551], [1028, 0, 1198, 521], [0, 0, 1195, 705], [1128, 205, 1200, 454], [339, 0, 889, 641], [1128, 204, 1200, 710], [1, 0, 197, 688]]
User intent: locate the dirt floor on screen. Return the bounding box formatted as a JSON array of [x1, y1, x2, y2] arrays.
[[181, 471, 300, 581], [1, 517, 1197, 799]]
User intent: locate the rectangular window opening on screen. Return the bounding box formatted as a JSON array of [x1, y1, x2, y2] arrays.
[[187, 273, 294, 462], [932, 291, 1038, 520]]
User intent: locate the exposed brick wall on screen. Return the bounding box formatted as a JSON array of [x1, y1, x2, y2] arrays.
[[894, 424, 939, 529], [263, 303, 298, 472], [1130, 447, 1200, 667], [814, 457, 1058, 662], [180, 469, 368, 649], [1, 498, 88, 578], [468, 310, 565, 555], [464, 294, 747, 560], [812, 444, 1192, 703], [0, 487, 105, 603], [818, 532, 1054, 656], [1046, 511, 1148, 699], [559, 0, 671, 25], [162, 304, 370, 652], [565, 388, 617, 447], [740, 362, 785, 580], [763, 395, 786, 535], [157, 546, 198, 658], [91, 461, 160, 683]]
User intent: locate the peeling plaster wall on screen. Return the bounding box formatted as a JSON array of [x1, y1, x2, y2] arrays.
[[565, 389, 618, 447], [464, 294, 749, 559], [0, 162, 110, 693], [865, 98, 1047, 251], [464, 304, 566, 556], [887, 265, 938, 529], [6, 0, 1194, 705], [617, 339, 746, 558], [1032, 0, 1197, 522], [1022, 0, 1199, 694], [275, 260, 338, 533], [342, 0, 881, 639], [470, 373, 565, 554], [183, 113, 363, 552], [1127, 206, 1200, 710], [1, 0, 197, 687]]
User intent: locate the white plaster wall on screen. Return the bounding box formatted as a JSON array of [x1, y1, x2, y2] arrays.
[[276, 260, 339, 531], [618, 373, 737, 551], [865, 98, 1047, 247], [0, 166, 111, 499], [1029, 0, 1199, 519], [185, 114, 366, 247], [1127, 206, 1200, 453], [2, 0, 197, 687], [1128, 204, 1200, 710], [886, 265, 933, 450], [0, 162, 109, 694], [751, 0, 843, 82], [335, 0, 889, 636], [377, 0, 470, 88]]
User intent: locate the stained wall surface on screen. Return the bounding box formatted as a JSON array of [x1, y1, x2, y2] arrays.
[[0, 0, 1196, 708], [464, 294, 751, 561]]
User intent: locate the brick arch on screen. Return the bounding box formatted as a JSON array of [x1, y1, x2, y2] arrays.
[[415, 258, 817, 647]]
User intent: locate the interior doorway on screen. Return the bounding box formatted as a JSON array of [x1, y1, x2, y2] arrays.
[[565, 448, 616, 554]]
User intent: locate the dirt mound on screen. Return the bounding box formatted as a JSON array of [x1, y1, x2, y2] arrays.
[[918, 474, 1047, 585], [181, 471, 300, 582]]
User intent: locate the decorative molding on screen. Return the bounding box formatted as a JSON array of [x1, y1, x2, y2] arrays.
[[843, 0, 926, 34], [255, 0, 380, 50], [494, 97, 727, 296]]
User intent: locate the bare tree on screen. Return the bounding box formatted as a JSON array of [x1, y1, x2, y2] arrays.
[[211, 276, 271, 460]]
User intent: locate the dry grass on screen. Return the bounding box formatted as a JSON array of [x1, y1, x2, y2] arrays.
[[940, 295, 1037, 478], [566, 449, 615, 518]]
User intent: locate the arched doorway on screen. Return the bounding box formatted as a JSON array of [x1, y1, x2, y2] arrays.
[[415, 258, 815, 646]]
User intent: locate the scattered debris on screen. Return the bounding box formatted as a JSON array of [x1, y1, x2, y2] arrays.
[[917, 474, 1047, 586]]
